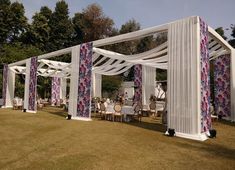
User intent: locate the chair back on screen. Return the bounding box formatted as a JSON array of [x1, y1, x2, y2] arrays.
[[134, 104, 141, 112], [13, 99, 17, 105], [114, 104, 122, 113], [96, 102, 100, 109], [100, 103, 106, 112], [149, 102, 156, 110]]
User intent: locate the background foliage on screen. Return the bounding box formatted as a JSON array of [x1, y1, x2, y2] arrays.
[[0, 0, 234, 98]]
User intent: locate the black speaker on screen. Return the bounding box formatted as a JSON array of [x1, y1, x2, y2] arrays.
[[209, 129, 217, 138], [23, 109, 26, 112], [168, 128, 175, 137], [66, 114, 71, 120], [218, 115, 222, 119]]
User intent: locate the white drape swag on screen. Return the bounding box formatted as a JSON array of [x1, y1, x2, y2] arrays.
[[167, 17, 199, 135]]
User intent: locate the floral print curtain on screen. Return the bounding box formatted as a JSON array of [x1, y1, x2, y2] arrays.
[[214, 55, 231, 117], [200, 18, 211, 132], [77, 42, 93, 117]]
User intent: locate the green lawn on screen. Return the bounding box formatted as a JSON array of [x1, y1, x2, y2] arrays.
[[0, 107, 235, 170]]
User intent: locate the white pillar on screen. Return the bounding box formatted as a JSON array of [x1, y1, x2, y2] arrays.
[[231, 49, 235, 122], [24, 59, 31, 111], [92, 73, 102, 98], [23, 57, 37, 113], [2, 68, 15, 108], [142, 66, 156, 105], [68, 44, 93, 121], [68, 46, 80, 118], [167, 16, 207, 140]]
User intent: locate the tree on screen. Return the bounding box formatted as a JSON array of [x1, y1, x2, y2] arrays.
[[48, 0, 73, 51], [72, 3, 114, 42], [102, 75, 122, 98], [30, 12, 51, 51], [0, 43, 42, 65], [72, 13, 84, 45], [215, 27, 227, 40], [21, 6, 52, 51], [0, 0, 11, 44], [118, 19, 140, 54], [0, 43, 42, 98], [8, 1, 28, 42], [39, 6, 52, 21], [228, 24, 235, 48]]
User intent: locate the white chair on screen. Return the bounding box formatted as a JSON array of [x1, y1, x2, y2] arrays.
[[149, 102, 157, 118], [113, 103, 123, 122], [133, 103, 142, 122]]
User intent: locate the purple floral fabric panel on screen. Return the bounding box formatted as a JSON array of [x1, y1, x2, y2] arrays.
[[51, 77, 61, 105], [2, 64, 8, 106], [214, 55, 231, 117], [77, 42, 93, 117], [200, 18, 211, 132], [134, 64, 142, 103], [28, 57, 38, 111]]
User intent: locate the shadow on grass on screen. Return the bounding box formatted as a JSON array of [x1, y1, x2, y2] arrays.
[[217, 119, 235, 127], [41, 106, 67, 118], [175, 140, 235, 160], [124, 120, 167, 133], [91, 112, 167, 133]]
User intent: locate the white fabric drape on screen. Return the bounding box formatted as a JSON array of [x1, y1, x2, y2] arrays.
[[4, 68, 15, 108], [60, 78, 67, 101], [231, 49, 235, 121], [92, 73, 102, 98], [142, 66, 156, 105], [167, 16, 200, 135], [23, 59, 31, 111], [68, 46, 80, 117]]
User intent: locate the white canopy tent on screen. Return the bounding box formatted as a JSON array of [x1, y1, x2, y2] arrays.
[[2, 16, 235, 141]]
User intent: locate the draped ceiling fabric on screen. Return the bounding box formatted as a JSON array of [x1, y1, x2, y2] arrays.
[[167, 17, 203, 140], [142, 66, 156, 105], [214, 54, 231, 117], [24, 57, 38, 113], [134, 64, 142, 103], [51, 77, 61, 106]]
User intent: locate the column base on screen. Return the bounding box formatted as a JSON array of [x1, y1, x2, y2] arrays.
[[25, 110, 37, 113], [1, 106, 13, 108], [71, 117, 92, 121], [175, 132, 208, 141]]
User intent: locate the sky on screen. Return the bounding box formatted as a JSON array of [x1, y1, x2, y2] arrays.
[[12, 0, 234, 38]]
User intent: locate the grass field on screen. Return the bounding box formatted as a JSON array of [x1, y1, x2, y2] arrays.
[[0, 107, 235, 170]]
